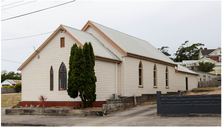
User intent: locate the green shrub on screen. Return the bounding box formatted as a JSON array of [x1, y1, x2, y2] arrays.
[[1, 86, 8, 88], [14, 82, 21, 92], [8, 85, 14, 88]]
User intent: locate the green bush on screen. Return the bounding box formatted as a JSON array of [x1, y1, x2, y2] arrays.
[[15, 82, 21, 92], [1, 86, 8, 88], [8, 85, 14, 88]]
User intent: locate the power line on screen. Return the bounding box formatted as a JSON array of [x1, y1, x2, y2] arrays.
[[1, 59, 22, 64], [1, 30, 56, 41], [1, 0, 23, 7], [1, 0, 75, 22], [2, 0, 36, 11]]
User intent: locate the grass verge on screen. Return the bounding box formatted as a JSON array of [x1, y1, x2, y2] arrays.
[[1, 93, 21, 107]]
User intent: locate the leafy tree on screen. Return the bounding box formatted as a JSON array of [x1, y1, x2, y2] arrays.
[[158, 46, 171, 56], [1, 70, 21, 82], [173, 40, 204, 62], [197, 62, 215, 72]]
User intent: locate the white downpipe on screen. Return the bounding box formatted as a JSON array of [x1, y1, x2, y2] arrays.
[[115, 62, 117, 99]]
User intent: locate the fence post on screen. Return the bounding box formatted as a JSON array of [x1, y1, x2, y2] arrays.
[[134, 94, 137, 106], [157, 91, 161, 114]]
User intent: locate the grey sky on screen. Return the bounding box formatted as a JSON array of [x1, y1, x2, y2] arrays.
[[1, 0, 221, 73]]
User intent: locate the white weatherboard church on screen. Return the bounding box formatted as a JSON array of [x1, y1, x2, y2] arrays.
[[18, 21, 198, 105]]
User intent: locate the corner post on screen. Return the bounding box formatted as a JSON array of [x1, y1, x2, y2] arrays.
[[157, 91, 161, 114]]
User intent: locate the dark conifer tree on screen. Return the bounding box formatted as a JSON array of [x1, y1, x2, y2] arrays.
[[83, 42, 97, 105], [73, 46, 87, 107], [67, 44, 78, 98], [88, 42, 97, 103], [67, 42, 97, 108]]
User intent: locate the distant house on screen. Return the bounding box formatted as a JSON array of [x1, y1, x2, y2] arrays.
[[199, 47, 221, 62], [17, 21, 198, 107], [1, 79, 21, 87], [192, 70, 218, 83], [176, 57, 221, 75]]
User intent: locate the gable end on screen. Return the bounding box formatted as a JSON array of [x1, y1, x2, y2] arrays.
[[81, 21, 127, 56]]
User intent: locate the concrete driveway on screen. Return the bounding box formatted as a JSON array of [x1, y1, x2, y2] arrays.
[[1, 105, 221, 126]]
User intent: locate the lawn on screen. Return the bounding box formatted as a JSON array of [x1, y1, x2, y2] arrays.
[[1, 93, 21, 107], [185, 88, 221, 95], [195, 87, 218, 90]]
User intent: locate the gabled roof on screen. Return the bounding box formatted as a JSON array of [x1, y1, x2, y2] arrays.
[[197, 57, 217, 64], [62, 25, 119, 61], [82, 21, 176, 66], [18, 25, 121, 71], [201, 49, 214, 56], [2, 79, 21, 84], [208, 47, 221, 56], [177, 65, 198, 75]]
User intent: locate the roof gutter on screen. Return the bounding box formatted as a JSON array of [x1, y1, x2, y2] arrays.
[[127, 52, 177, 67], [178, 70, 199, 76], [95, 56, 122, 64]]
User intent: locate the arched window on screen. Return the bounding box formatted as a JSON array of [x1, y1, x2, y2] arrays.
[[59, 62, 67, 90], [139, 61, 143, 87], [153, 64, 157, 87], [50, 66, 53, 91], [166, 67, 169, 88]]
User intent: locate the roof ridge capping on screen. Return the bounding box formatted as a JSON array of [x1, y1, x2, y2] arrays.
[[61, 24, 94, 36]]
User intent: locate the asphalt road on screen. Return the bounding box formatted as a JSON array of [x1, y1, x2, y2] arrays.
[[1, 105, 221, 126]]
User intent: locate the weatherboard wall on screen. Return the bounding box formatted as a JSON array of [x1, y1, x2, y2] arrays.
[[21, 31, 116, 102], [209, 48, 221, 56], [122, 57, 198, 96], [84, 25, 126, 96]]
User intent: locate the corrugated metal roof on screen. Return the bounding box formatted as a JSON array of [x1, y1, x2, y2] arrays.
[[2, 79, 21, 84], [62, 25, 120, 61], [90, 21, 176, 65], [177, 65, 198, 75], [182, 60, 198, 64]]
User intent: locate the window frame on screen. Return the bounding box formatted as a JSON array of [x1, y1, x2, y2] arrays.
[[138, 60, 143, 88], [60, 37, 65, 48], [153, 64, 157, 88], [203, 75, 206, 82], [50, 66, 54, 91], [58, 62, 67, 91]]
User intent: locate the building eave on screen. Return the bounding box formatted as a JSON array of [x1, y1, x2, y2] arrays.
[[127, 52, 177, 67]]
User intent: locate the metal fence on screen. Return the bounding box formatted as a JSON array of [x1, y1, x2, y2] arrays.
[[157, 91, 221, 115]]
